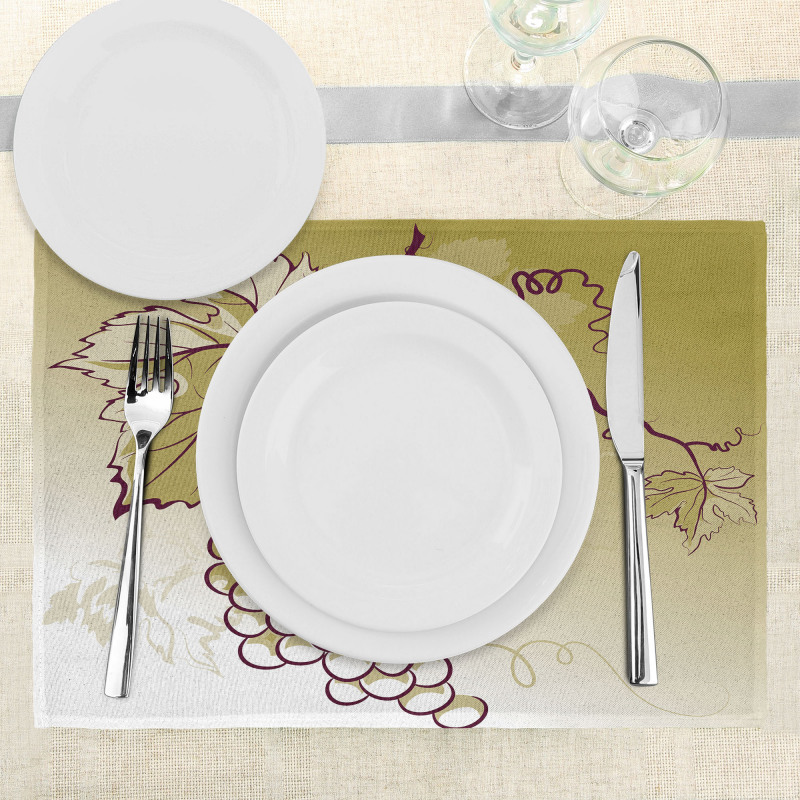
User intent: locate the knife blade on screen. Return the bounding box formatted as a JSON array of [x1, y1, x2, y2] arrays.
[[606, 250, 658, 686], [607, 251, 644, 461]]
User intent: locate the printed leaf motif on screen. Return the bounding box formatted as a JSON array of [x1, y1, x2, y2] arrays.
[[51, 253, 318, 518], [43, 565, 119, 646], [428, 237, 512, 280], [645, 466, 757, 552], [44, 559, 225, 673]]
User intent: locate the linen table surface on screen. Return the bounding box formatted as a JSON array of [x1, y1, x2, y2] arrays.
[[2, 0, 799, 798]]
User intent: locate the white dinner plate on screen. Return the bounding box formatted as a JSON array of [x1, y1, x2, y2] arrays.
[[197, 255, 600, 663], [236, 301, 562, 634], [13, 0, 325, 300]]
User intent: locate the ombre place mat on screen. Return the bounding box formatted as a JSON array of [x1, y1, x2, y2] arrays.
[[32, 220, 766, 728]]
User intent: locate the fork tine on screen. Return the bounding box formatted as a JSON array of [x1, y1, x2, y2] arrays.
[[164, 318, 173, 397], [127, 316, 141, 398], [154, 317, 162, 392], [140, 316, 150, 391]]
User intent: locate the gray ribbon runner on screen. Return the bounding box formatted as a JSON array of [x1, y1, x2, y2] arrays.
[[1, 82, 799, 150], [0, 95, 20, 151]]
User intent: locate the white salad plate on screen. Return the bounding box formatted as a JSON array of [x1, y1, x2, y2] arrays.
[[13, 0, 325, 300], [236, 301, 563, 635], [197, 255, 600, 663]]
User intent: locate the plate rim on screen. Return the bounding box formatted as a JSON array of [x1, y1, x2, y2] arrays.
[[13, 0, 326, 300], [235, 298, 563, 634], [197, 254, 600, 663]]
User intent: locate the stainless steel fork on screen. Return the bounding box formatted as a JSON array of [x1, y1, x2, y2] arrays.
[[104, 316, 173, 698]]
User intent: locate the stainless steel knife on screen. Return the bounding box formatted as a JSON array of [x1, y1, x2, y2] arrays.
[[606, 251, 658, 686]]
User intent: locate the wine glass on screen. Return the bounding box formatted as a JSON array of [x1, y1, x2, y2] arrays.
[[560, 37, 730, 217], [464, 0, 610, 130]]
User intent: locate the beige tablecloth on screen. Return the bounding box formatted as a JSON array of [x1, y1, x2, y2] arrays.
[[2, 0, 799, 797]]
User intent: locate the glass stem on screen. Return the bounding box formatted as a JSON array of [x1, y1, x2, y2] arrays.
[[511, 51, 536, 72]]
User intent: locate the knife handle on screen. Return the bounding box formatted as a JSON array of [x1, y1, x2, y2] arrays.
[[622, 459, 658, 686]]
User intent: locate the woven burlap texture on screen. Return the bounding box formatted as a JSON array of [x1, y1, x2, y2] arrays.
[[2, 0, 799, 797]]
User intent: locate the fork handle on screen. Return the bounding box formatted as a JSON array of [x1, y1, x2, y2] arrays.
[[104, 443, 149, 698], [622, 459, 658, 686]]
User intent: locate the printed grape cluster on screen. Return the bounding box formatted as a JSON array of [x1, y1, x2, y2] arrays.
[[204, 540, 488, 728]]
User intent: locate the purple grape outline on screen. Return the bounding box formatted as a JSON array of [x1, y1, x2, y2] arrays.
[[205, 540, 489, 728]]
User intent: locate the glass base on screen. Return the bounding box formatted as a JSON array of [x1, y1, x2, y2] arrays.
[[559, 142, 661, 219], [464, 26, 578, 130]]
